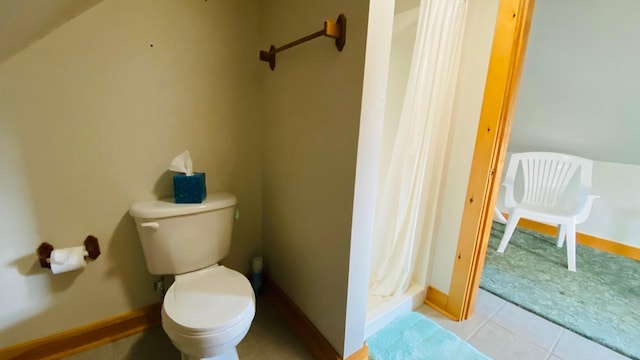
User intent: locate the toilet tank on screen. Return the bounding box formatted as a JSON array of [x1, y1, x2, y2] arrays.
[[129, 192, 237, 275]]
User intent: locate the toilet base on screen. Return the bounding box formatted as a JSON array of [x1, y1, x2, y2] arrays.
[[180, 348, 238, 360]]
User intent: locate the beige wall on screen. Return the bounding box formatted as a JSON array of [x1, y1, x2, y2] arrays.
[[0, 0, 104, 63], [0, 0, 261, 347], [259, 1, 369, 355], [428, 0, 500, 293]]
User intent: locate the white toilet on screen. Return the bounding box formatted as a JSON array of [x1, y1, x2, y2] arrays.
[[129, 192, 255, 360]]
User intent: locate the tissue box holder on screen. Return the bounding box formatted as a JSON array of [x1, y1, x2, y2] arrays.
[[173, 172, 206, 203]]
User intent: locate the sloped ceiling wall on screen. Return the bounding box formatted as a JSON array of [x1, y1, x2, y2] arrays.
[[0, 0, 104, 64], [509, 0, 640, 165]]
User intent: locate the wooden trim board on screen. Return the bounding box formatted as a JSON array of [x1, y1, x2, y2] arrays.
[[1, 278, 372, 360], [424, 286, 457, 321], [510, 216, 640, 261], [447, 0, 536, 321], [263, 277, 368, 360], [345, 344, 369, 360], [425, 286, 449, 310], [0, 303, 162, 360]]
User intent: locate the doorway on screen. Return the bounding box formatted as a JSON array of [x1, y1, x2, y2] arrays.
[[443, 0, 536, 320], [446, 1, 640, 357]]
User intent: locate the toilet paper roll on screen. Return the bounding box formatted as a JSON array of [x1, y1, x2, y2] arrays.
[[50, 246, 87, 274]]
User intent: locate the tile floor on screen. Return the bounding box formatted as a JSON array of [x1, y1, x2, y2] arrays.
[[64, 289, 630, 360], [416, 289, 631, 360]]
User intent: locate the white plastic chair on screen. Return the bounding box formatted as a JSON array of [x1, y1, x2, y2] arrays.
[[494, 207, 508, 224], [497, 152, 599, 271]]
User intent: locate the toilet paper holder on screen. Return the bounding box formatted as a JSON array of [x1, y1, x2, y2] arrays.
[[37, 235, 101, 269]]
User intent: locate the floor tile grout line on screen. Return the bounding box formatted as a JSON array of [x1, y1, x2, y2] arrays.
[[464, 313, 494, 341], [490, 299, 569, 352], [486, 299, 507, 320], [548, 328, 565, 356], [491, 320, 551, 355]]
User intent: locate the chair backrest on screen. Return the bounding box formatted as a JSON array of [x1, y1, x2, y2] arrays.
[[504, 152, 594, 210]]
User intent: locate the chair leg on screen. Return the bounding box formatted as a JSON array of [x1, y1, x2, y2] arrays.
[[497, 215, 520, 253], [566, 223, 577, 272], [557, 224, 566, 248], [494, 207, 508, 224]]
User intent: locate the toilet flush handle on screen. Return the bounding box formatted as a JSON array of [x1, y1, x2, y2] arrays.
[[140, 222, 160, 230]]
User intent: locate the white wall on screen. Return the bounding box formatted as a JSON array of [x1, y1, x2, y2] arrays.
[[502, 0, 640, 248], [0, 0, 261, 347], [509, 0, 640, 165], [586, 162, 640, 248], [259, 1, 370, 356], [424, 0, 500, 294], [347, 0, 396, 356]]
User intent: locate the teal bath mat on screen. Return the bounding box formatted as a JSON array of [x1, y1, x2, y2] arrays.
[[366, 312, 491, 360]]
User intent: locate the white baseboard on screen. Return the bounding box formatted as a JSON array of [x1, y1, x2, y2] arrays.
[[364, 284, 425, 339]]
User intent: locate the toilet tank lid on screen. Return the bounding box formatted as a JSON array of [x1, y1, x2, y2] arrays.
[[129, 192, 237, 219]]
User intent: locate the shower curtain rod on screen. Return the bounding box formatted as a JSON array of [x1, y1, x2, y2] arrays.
[[259, 14, 346, 71]]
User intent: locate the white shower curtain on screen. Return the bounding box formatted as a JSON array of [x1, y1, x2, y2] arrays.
[[369, 0, 468, 297]]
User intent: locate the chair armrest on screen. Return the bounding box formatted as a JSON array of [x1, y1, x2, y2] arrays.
[[575, 190, 599, 224]]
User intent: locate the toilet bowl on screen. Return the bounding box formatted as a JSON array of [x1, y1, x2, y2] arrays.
[[129, 193, 254, 360], [162, 265, 255, 360]]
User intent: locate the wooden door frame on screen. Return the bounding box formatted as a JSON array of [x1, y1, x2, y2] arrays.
[[444, 0, 536, 320]]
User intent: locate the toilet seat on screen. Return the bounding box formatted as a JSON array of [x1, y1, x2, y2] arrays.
[[162, 265, 255, 337]]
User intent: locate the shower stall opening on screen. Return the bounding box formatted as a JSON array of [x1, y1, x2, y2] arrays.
[[364, 0, 468, 337]]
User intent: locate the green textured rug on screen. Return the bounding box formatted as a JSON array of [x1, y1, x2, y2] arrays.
[[481, 222, 640, 359], [366, 312, 490, 360]]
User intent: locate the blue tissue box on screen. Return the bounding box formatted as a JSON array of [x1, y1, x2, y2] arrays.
[[173, 172, 207, 203]]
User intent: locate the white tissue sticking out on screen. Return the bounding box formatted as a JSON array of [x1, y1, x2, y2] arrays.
[[50, 246, 87, 274], [169, 151, 194, 176]]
